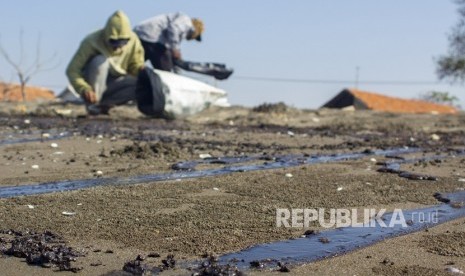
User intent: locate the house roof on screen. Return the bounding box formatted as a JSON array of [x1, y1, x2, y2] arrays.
[[0, 82, 55, 102], [325, 88, 458, 114]]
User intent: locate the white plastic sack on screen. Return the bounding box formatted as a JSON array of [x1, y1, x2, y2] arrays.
[[154, 69, 230, 117]]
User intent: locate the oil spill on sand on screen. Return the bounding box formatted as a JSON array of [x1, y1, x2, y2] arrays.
[[217, 191, 465, 271], [0, 147, 420, 198], [0, 131, 72, 146], [376, 149, 465, 181], [0, 230, 85, 272]]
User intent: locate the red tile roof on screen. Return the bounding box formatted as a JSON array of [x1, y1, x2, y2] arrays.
[[347, 88, 458, 114], [0, 82, 55, 102]]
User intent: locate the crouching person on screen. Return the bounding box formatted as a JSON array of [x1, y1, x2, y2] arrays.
[[133, 12, 204, 72], [66, 10, 145, 115]]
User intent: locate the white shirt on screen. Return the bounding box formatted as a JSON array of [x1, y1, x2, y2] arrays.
[[134, 12, 194, 50]]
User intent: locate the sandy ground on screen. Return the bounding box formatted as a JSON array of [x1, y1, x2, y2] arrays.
[[0, 101, 464, 275]]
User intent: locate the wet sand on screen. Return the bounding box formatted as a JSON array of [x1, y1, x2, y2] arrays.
[[0, 102, 464, 275]]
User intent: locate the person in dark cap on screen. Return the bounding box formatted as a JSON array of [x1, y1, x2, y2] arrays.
[[133, 12, 204, 72]]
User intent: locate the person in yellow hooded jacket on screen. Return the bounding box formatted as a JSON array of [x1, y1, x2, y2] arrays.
[[66, 10, 145, 115]]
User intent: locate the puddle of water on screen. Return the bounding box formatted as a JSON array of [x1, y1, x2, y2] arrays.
[[0, 148, 419, 198], [218, 191, 465, 270]]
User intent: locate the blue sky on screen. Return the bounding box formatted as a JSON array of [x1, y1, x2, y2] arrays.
[[0, 1, 463, 109]]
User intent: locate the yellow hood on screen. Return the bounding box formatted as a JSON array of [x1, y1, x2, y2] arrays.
[[104, 10, 132, 41]]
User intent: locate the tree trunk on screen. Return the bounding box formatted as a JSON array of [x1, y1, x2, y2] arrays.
[[21, 82, 26, 102]]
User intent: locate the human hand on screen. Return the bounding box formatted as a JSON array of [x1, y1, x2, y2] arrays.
[[172, 49, 181, 60], [83, 90, 97, 104]]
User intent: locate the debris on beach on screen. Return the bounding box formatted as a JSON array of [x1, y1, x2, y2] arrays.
[[318, 237, 330, 244], [398, 171, 438, 181], [1, 230, 85, 272], [431, 134, 441, 141], [199, 153, 212, 159], [303, 229, 318, 237], [381, 258, 394, 266], [434, 193, 451, 204], [446, 266, 464, 274], [1, 103, 465, 275], [122, 254, 176, 275], [62, 211, 76, 216], [252, 102, 288, 113], [147, 252, 160, 258], [376, 159, 439, 181], [250, 260, 265, 269], [192, 254, 244, 275], [277, 262, 291, 272], [122, 258, 153, 275], [53, 109, 73, 116], [161, 254, 176, 269]]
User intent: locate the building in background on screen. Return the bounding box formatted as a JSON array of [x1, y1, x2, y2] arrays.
[[0, 82, 55, 102], [322, 88, 458, 114]]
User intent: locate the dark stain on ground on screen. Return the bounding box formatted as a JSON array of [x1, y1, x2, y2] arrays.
[[121, 254, 176, 275], [398, 172, 438, 181], [0, 229, 85, 272], [2, 117, 464, 156], [248, 258, 292, 273], [434, 193, 451, 204], [373, 150, 465, 181], [0, 147, 418, 198], [303, 229, 318, 237], [171, 155, 261, 171], [176, 254, 245, 275], [122, 258, 156, 275], [217, 190, 465, 270], [252, 102, 289, 113], [318, 237, 330, 244], [377, 167, 438, 181]]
